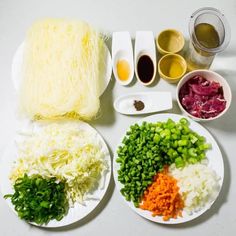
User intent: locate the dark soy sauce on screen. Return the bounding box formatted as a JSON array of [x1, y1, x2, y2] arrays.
[[137, 55, 154, 83]]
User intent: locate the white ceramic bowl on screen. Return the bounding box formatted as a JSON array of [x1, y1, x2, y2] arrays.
[[112, 31, 134, 86], [135, 31, 157, 86], [176, 70, 232, 121]]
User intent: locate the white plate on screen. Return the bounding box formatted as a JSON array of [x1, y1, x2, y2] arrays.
[[11, 41, 112, 96], [113, 113, 224, 224], [0, 121, 111, 228]]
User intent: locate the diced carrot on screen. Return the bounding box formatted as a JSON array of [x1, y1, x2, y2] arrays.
[[139, 166, 184, 221]]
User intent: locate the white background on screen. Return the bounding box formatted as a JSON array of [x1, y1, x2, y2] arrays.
[[0, 0, 235, 235]]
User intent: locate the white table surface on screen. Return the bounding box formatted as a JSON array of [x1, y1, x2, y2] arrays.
[[0, 0, 236, 235]]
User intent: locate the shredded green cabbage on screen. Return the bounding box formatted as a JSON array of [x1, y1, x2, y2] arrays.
[[11, 123, 107, 205]]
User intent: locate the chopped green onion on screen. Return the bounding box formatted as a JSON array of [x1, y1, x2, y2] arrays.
[[4, 174, 68, 224]]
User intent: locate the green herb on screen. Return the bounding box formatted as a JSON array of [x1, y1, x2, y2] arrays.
[[4, 174, 69, 224], [116, 118, 211, 207]]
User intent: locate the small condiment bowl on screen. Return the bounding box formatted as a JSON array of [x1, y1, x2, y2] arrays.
[[158, 54, 187, 83], [112, 50, 134, 86], [176, 69, 232, 122], [135, 31, 157, 86], [112, 31, 134, 86], [156, 29, 185, 54]]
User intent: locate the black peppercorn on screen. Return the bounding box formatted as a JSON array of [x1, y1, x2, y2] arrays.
[[133, 100, 145, 111]]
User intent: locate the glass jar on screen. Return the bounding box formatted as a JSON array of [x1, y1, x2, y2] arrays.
[[186, 7, 231, 71]]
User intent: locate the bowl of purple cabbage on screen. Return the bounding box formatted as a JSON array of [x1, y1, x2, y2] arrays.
[[176, 70, 232, 121]]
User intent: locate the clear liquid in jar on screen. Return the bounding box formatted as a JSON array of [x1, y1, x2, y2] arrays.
[[187, 23, 220, 70]]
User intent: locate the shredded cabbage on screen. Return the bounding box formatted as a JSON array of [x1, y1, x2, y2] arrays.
[[19, 19, 106, 121], [10, 123, 107, 205], [169, 161, 221, 214]]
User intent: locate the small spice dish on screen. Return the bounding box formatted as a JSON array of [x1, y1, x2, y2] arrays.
[[156, 29, 185, 54], [112, 31, 134, 86], [113, 91, 172, 115], [135, 31, 157, 85], [158, 54, 187, 83]]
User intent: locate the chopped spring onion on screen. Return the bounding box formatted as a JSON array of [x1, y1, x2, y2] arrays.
[[5, 174, 68, 224]]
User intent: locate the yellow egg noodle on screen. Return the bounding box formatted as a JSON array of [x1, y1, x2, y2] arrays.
[[19, 19, 106, 121]]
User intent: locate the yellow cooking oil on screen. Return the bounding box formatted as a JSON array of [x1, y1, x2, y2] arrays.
[[168, 60, 184, 78], [117, 59, 130, 81], [186, 23, 220, 71]]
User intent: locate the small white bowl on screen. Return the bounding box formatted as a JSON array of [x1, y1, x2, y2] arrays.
[[112, 31, 134, 86], [176, 70, 232, 121], [135, 31, 157, 85]]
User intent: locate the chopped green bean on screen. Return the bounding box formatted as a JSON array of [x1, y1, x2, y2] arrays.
[[116, 118, 211, 206]]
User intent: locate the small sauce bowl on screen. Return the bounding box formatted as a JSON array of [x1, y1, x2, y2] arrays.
[[112, 31, 134, 86], [156, 29, 185, 54], [158, 54, 187, 83], [113, 50, 134, 85], [135, 31, 157, 86]]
